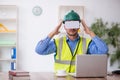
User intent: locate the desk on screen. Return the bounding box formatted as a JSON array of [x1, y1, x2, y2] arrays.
[[0, 72, 120, 80]]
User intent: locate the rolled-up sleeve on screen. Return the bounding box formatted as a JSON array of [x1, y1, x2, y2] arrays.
[[35, 36, 56, 55], [88, 36, 108, 54]]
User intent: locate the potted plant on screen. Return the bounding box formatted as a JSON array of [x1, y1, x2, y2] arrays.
[[90, 18, 120, 68]]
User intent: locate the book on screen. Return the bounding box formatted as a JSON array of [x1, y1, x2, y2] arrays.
[[11, 62, 16, 70], [9, 74, 30, 80], [13, 76, 30, 80], [11, 48, 16, 59], [9, 70, 29, 76], [11, 48, 16, 70]]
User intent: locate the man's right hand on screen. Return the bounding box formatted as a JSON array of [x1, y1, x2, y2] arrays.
[[48, 20, 63, 38]]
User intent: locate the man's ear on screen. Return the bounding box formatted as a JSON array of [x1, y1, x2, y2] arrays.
[[78, 28, 81, 32]]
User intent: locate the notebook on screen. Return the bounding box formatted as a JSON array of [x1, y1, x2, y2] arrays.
[[69, 54, 108, 78]]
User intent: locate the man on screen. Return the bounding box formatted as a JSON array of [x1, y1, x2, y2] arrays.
[[35, 10, 108, 73]]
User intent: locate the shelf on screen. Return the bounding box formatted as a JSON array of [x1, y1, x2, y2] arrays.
[[0, 5, 17, 71], [0, 59, 16, 62], [0, 5, 17, 20], [0, 40, 16, 47], [0, 44, 16, 47], [0, 40, 15, 44], [0, 18, 17, 20], [0, 31, 16, 34], [0, 30, 16, 33]]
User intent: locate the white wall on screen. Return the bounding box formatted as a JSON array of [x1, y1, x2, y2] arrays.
[[0, 0, 120, 72]]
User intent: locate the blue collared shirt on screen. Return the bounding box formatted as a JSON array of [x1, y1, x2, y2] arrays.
[[35, 36, 108, 55]]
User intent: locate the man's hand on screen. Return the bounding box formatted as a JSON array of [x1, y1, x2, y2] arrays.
[[48, 20, 63, 38], [81, 19, 96, 38]]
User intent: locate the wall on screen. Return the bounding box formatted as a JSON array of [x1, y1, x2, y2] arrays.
[[0, 0, 120, 72]]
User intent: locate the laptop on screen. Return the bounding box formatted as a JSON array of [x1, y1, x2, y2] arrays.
[[69, 54, 108, 78]]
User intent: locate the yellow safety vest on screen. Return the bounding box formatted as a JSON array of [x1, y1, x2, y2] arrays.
[[54, 36, 91, 73]]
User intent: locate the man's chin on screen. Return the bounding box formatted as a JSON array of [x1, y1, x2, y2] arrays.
[[67, 33, 77, 36]]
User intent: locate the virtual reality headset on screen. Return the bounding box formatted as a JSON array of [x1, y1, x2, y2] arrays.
[[64, 21, 80, 29]]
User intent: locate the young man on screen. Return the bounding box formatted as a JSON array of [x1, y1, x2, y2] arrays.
[[35, 10, 108, 73]]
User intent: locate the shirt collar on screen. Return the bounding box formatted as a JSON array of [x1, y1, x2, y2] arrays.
[[66, 34, 80, 42]]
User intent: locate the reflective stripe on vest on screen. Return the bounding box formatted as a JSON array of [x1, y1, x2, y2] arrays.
[[55, 59, 75, 65]]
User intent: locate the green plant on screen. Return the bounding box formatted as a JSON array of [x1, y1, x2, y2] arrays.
[[91, 18, 120, 68]]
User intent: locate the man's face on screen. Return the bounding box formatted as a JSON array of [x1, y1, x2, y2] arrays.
[[64, 21, 80, 36], [64, 28, 79, 36]]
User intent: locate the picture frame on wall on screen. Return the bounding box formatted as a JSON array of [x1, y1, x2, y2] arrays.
[[58, 5, 84, 20]]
